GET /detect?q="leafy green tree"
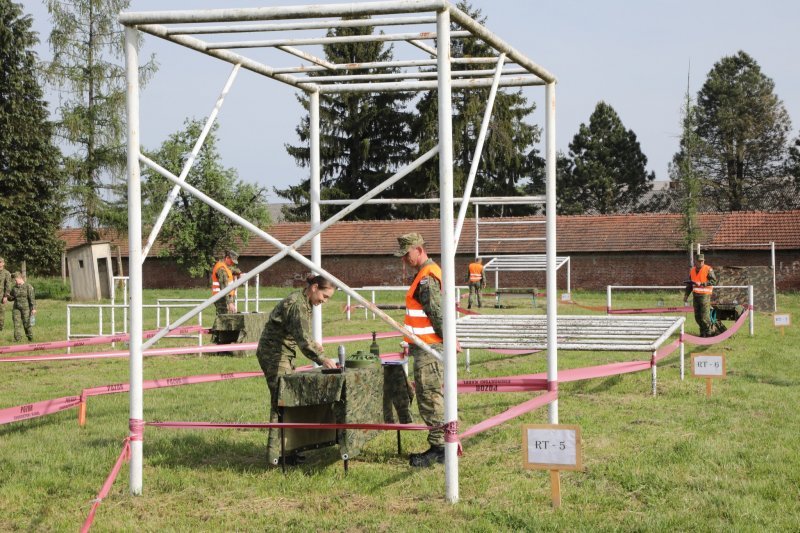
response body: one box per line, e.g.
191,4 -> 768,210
566,101 -> 655,214
0,0 -> 66,274
141,119 -> 271,279
692,51 -> 791,211
278,17 -> 414,221
44,0 -> 156,241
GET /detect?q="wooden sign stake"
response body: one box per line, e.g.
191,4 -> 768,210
550,469 -> 561,509
705,377 -> 712,397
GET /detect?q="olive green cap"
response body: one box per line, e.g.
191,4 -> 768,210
394,232 -> 425,257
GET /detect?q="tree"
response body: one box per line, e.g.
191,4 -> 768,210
0,0 -> 66,273
692,51 -> 792,211
141,119 -> 271,279
278,17 -> 414,221
566,101 -> 655,214
44,0 -> 156,241
399,1 -> 542,219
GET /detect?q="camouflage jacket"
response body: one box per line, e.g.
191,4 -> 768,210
257,290 -> 324,365
0,268 -> 12,299
9,282 -> 35,310
414,258 -> 444,339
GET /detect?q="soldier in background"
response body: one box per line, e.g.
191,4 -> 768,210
395,232 -> 446,468
684,253 -> 718,337
8,271 -> 35,342
211,250 -> 238,316
0,257 -> 12,332
466,256 -> 485,309
255,274 -> 338,466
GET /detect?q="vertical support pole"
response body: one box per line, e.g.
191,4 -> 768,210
651,351 -> 657,396
255,273 -> 260,313
749,285 -> 754,336
566,257 -> 571,295
437,8 -> 458,504
123,279 -> 128,334
309,90 -> 322,344
125,26 -> 144,496
545,82 -> 558,424
680,323 -> 685,380
347,294 -> 351,321
606,285 -> 612,314
474,203 -> 479,258
771,241 -> 776,312
371,290 -> 376,319
66,306 -> 71,354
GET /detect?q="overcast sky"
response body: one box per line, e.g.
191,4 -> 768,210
20,0 -> 800,202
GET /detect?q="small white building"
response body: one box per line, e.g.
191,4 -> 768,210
66,242 -> 115,301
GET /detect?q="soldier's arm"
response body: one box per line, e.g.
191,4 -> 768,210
418,275 -> 444,338
29,285 -> 35,309
218,269 -> 234,303
707,268 -> 718,287
287,302 -> 325,365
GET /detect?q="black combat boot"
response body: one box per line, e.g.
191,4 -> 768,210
409,445 -> 445,467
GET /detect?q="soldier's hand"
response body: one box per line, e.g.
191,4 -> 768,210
1,297 -> 6,304
312,341 -> 324,354
227,302 -> 236,313
321,357 -> 337,369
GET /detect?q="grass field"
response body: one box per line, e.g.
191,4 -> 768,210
1,286 -> 799,531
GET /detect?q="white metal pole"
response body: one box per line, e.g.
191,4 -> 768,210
438,8 -> 458,504
771,241 -> 776,312
347,294 -> 351,321
474,203 -> 479,258
680,323 -> 685,380
66,307 -> 71,354
310,90 -> 322,344
371,290 -> 376,320
607,285 -> 612,314
124,279 -> 128,334
124,26 -> 144,496
545,82 -> 558,424
651,351 -> 657,396
255,273 -> 260,313
567,257 -> 571,295
749,285 -> 754,336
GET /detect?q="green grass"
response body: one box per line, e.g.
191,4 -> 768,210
1,287 -> 799,531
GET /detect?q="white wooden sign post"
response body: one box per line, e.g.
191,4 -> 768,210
691,353 -> 726,397
773,314 -> 790,336
522,424 -> 582,509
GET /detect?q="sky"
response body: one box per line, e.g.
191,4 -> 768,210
19,0 -> 800,203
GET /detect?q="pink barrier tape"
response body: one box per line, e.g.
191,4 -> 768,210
459,390 -> 558,441
147,420 -> 433,431
324,331 -> 403,343
564,299 -> 607,312
558,361 -> 652,382
456,306 -> 480,316
653,337 -> 683,363
0,325 -> 207,355
0,395 -> 82,426
609,306 -> 693,315
83,372 -> 264,398
457,377 -> 548,394
80,438 -> 131,533
129,419 -> 144,441
548,380 -> 558,392
683,308 -> 750,345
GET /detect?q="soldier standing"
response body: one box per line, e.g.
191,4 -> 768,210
8,271 -> 35,342
684,253 -> 718,337
395,232 -> 446,468
255,274 -> 337,466
0,257 -> 12,332
211,250 -> 238,316
466,256 -> 485,309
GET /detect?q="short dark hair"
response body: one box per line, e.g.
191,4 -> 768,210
306,273 -> 334,290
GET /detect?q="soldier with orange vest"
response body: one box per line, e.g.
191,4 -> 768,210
211,250 -> 238,316
683,253 -> 718,337
395,232 -> 446,468
466,256 -> 485,309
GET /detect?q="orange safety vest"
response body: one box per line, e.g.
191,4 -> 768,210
404,262 -> 443,345
690,264 -> 713,295
211,261 -> 233,296
468,262 -> 484,282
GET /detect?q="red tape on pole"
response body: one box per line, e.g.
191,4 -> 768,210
459,390 -> 558,441
80,438 -> 130,533
147,420 -> 433,431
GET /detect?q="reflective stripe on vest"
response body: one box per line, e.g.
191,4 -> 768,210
690,264 -> 713,295
468,262 -> 483,282
404,262 -> 443,345
211,261 -> 233,295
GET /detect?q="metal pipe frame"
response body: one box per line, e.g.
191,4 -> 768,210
205,30 -> 471,49
294,67 -> 527,84
272,56 -> 514,75
697,240 -> 777,312
318,195 -> 543,205
165,15 -> 439,35
317,76 -> 544,93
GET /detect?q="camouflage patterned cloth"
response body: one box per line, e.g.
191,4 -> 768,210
411,343 -> 444,447
210,312 -> 268,355
276,366 -> 383,461
0,267 -> 12,331
255,290 -> 327,464
468,282 -> 483,309
8,281 -> 35,342
684,265 -> 718,337
383,364 -> 413,424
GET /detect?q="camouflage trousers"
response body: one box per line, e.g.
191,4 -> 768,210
13,306 -> 33,342
0,301 -> 5,331
468,282 -> 483,308
256,352 -> 295,465
383,364 -> 413,424
692,294 -> 712,337
411,344 -> 444,447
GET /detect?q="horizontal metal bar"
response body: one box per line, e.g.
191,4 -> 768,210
479,220 -> 546,225
207,30 -> 471,49
478,237 -> 545,242
165,15 -> 438,35
294,67 -> 528,83
317,75 -> 545,93
319,195 -> 544,205
271,56 -> 512,74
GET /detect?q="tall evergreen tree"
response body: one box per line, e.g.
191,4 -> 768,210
278,17 -> 414,221
692,51 -> 791,211
141,119 -> 271,279
44,0 -> 156,241
566,101 -> 655,214
0,0 -> 66,273
400,1 -> 542,219
670,79 -> 703,247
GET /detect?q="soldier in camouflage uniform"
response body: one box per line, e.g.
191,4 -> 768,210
383,344 -> 414,425
211,250 -> 238,316
8,272 -> 35,342
0,257 -> 12,332
255,274 -> 337,466
684,254 -> 718,337
395,233 -> 446,468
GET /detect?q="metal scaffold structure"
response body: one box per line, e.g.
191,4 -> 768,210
120,0 -> 558,503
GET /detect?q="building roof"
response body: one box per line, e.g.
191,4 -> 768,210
59,210 -> 800,257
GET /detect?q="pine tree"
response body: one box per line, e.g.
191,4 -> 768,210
44,0 -> 156,241
566,101 -> 655,214
0,0 -> 66,273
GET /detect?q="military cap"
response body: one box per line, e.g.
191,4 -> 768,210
12,271 -> 23,279
696,253 -> 705,262
227,250 -> 239,264
394,232 -> 425,257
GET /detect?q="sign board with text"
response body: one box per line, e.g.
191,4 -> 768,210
691,354 -> 726,378
773,314 -> 791,327
522,424 -> 582,471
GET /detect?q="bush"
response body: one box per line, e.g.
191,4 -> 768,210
28,276 -> 71,300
